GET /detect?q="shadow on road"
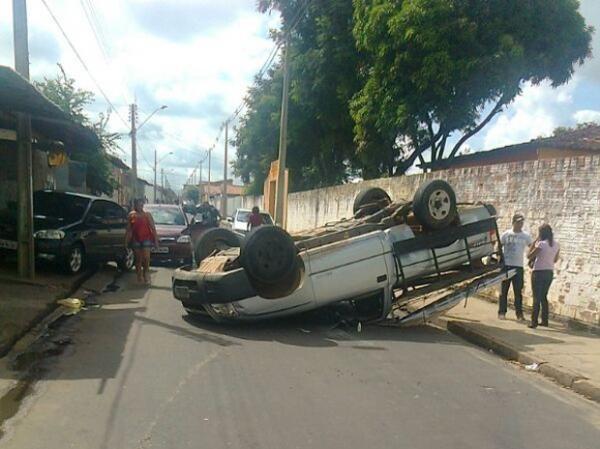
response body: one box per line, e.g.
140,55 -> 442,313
182,308 -> 462,349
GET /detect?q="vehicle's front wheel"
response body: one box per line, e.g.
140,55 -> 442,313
413,180 -> 458,230
63,243 -> 85,275
116,248 -> 135,271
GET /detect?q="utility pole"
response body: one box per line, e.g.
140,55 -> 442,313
274,35 -> 291,227
153,148 -> 157,203
130,103 -> 138,200
208,149 -> 211,186
13,0 -> 34,279
221,121 -> 229,218
161,168 -> 164,203
199,160 -> 203,200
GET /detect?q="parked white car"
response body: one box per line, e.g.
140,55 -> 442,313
228,208 -> 274,233
172,180 -> 512,323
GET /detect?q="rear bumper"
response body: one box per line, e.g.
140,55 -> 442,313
172,266 -> 256,306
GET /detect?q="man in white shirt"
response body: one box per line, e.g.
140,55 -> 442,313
498,213 -> 533,321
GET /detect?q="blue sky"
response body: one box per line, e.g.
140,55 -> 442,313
1,0 -> 599,189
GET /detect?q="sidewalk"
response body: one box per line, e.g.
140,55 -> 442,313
0,263 -> 109,357
438,296 -> 600,403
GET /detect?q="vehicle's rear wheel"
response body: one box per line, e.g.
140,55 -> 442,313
353,187 -> 392,215
194,228 -> 241,265
63,243 -> 85,275
240,225 -> 300,299
413,180 -> 457,230
116,248 -> 135,271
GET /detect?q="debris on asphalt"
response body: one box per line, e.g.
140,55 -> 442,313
56,298 -> 85,315
525,363 -> 540,372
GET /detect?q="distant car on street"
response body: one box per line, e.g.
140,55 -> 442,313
144,204 -> 193,265
0,190 -> 134,274
228,208 -> 274,233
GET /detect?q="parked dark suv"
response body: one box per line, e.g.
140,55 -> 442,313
0,191 -> 134,274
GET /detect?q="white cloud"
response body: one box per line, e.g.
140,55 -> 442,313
482,80 -> 578,149
573,109 -> 600,124
0,0 -> 280,191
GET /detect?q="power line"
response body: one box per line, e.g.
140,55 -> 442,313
79,0 -> 109,63
40,0 -> 128,127
83,0 -> 132,107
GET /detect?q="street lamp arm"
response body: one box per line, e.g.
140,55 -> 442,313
158,151 -> 174,164
137,105 -> 168,131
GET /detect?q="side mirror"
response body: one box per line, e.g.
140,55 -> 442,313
226,217 -> 233,223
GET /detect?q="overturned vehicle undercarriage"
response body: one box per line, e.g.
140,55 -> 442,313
172,180 -> 514,324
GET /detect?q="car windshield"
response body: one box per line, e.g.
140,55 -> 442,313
236,211 -> 250,222
146,206 -> 186,226
33,192 -> 90,225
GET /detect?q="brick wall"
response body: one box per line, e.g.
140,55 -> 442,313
270,155 -> 600,325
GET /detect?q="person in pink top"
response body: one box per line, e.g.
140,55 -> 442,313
527,224 -> 560,328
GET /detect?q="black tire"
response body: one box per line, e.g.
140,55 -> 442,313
240,225 -> 299,287
413,180 -> 457,230
194,228 -> 241,265
63,243 -> 85,275
353,187 -> 392,215
249,257 -> 303,299
116,248 -> 135,272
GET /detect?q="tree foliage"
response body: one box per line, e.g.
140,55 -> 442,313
234,0 -> 593,191
352,0 -> 593,174
183,186 -> 200,204
233,0 -> 362,193
34,65 -> 121,195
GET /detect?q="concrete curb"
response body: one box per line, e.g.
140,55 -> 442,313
445,320 -> 600,404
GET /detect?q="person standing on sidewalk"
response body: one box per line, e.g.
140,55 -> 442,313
498,213 -> 533,321
125,198 -> 158,285
527,224 -> 560,328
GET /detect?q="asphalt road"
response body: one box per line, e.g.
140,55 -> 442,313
1,267 -> 599,449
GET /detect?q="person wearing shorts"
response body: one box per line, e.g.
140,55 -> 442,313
125,198 -> 158,284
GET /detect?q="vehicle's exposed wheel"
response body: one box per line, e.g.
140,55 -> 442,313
63,243 -> 85,274
413,180 -> 457,230
353,187 -> 392,215
249,257 -> 303,299
194,228 -> 241,265
240,225 -> 300,297
117,248 -> 135,271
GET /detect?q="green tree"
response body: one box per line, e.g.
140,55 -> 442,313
35,65 -> 120,195
352,0 -> 594,174
233,0 -> 363,193
553,121 -> 599,136
183,186 -> 200,204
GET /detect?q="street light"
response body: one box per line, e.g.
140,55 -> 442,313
154,150 -> 173,202
138,105 -> 168,131
130,104 -> 168,199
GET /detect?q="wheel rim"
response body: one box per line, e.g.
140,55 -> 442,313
70,247 -> 82,272
427,189 -> 452,220
125,248 -> 135,269
253,238 -> 290,281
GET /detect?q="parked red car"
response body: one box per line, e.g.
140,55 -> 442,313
144,204 -> 193,265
